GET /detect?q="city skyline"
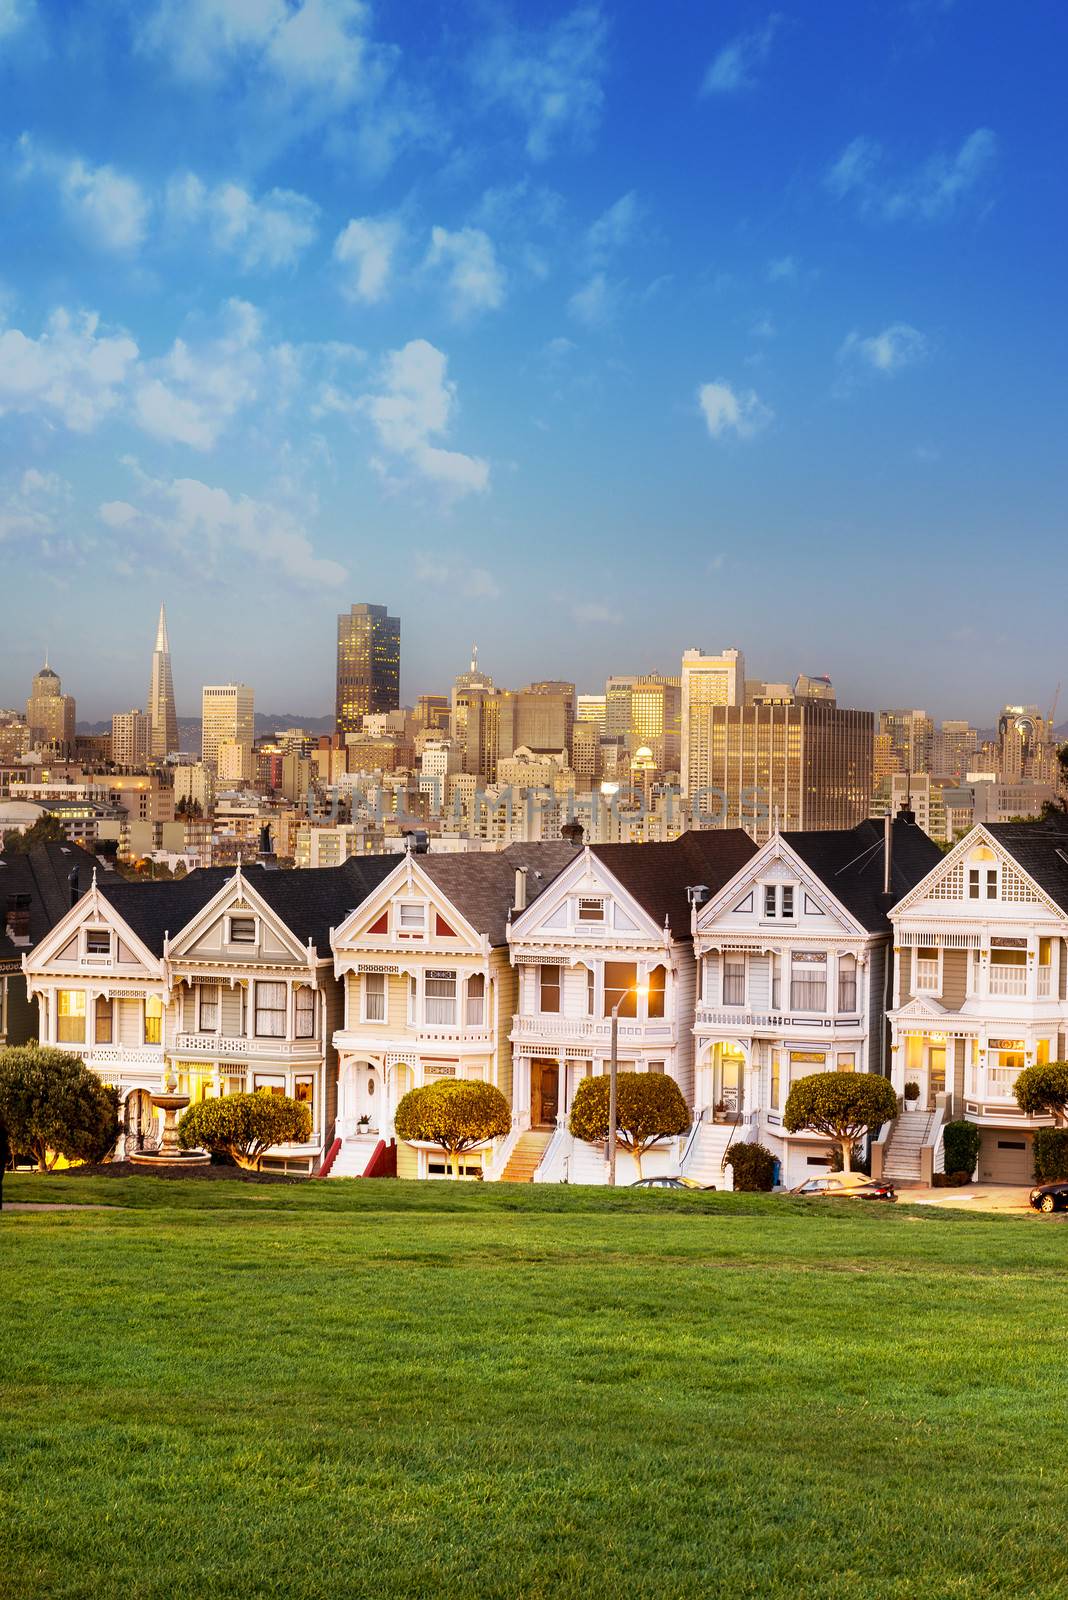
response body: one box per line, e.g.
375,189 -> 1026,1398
0,2 -> 1065,720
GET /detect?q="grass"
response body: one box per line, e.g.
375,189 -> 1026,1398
2,1175 -> 1066,1599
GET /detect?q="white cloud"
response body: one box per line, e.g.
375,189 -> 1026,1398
414,551 -> 500,599
472,4 -> 608,161
825,136 -> 882,200
571,600 -> 622,625
99,469 -> 347,588
333,215 -> 403,303
424,226 -> 506,319
0,309 -> 139,431
826,129 -> 997,221
697,379 -> 773,440
586,190 -> 640,265
363,339 -> 489,499
132,299 -> 272,450
0,466 -> 69,544
18,137 -> 149,252
702,13 -> 783,94
167,174 -> 318,270
567,272 -> 621,327
838,322 -> 930,375
0,0 -> 33,40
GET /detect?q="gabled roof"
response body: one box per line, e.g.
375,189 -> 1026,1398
0,841 -> 114,962
588,830 -> 759,941
415,842 -> 581,947
780,818 -> 944,933
984,821 -> 1068,916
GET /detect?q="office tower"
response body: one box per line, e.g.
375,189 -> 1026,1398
630,675 -> 682,774
680,647 -> 744,795
696,701 -> 873,841
571,721 -> 602,784
878,709 -> 934,775
415,694 -> 451,733
605,676 -> 640,743
111,710 -> 150,768
515,682 -> 575,755
202,684 -> 255,769
451,648 -> 497,776
930,720 -> 979,783
147,604 -> 179,761
575,694 -> 607,733
794,673 -> 836,703
336,604 -> 401,736
25,660 -> 75,753
996,706 -> 1053,784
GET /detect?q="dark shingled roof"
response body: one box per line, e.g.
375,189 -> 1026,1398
417,842 -> 582,946
782,817 -> 944,932
590,829 -> 760,939
0,841 -> 115,963
984,821 -> 1068,915
98,854 -> 400,958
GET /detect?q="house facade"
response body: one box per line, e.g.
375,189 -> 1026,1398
886,821 -> 1068,1184
694,818 -> 943,1187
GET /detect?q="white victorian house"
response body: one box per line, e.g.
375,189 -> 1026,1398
329,842 -> 579,1179
507,830 -> 758,1184
886,821 -> 1068,1185
694,818 -> 942,1187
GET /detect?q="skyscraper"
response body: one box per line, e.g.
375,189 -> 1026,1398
25,659 -> 75,753
680,647 -> 745,795
202,684 -> 255,769
336,604 -> 401,737
111,710 -> 150,768
147,604 -> 179,761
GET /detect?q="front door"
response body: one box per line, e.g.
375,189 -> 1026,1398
531,1060 -> 559,1128
928,1046 -> 946,1109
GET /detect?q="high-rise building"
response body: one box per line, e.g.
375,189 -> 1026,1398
111,710 -> 150,768
575,694 -> 607,733
336,604 -> 400,736
930,720 -> 979,783
26,660 -> 75,753
630,675 -> 682,774
605,676 -> 640,743
680,647 -> 744,795
515,682 -> 575,756
202,684 -> 255,770
147,604 -> 179,762
878,709 -> 934,775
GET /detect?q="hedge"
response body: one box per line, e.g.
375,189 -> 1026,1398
1032,1128 -> 1068,1183
724,1142 -> 776,1191
942,1120 -> 981,1181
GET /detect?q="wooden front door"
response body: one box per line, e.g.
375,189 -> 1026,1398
531,1060 -> 559,1128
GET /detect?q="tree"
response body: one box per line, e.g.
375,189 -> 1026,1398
568,1071 -> 691,1180
1013,1061 -> 1068,1126
725,1142 -> 777,1191
178,1091 -> 311,1170
394,1079 -> 510,1178
0,1045 -> 120,1171
1,815 -> 68,855
782,1072 -> 898,1173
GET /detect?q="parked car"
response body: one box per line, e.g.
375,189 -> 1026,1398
1029,1181 -> 1068,1213
791,1173 -> 897,1201
631,1175 -> 714,1190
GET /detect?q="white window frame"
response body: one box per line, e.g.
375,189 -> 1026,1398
465,973 -> 486,1028
576,896 -> 606,925
396,902 -> 426,937
424,969 -> 457,1026
84,927 -> 112,959
913,946 -> 941,995
722,954 -> 746,1008
295,984 -> 316,1039
198,982 -> 220,1033
789,952 -> 828,1013
254,981 -> 287,1039
362,972 -> 386,1024
836,953 -> 859,1013
228,915 -> 256,945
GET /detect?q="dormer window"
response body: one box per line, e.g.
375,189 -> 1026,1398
577,897 -> 605,924
763,885 -> 795,919
397,903 -> 426,937
229,916 -> 256,944
85,929 -> 111,958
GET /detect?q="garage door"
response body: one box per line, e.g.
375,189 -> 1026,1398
978,1131 -> 1032,1184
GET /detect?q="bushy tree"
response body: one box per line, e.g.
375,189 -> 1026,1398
394,1079 -> 510,1178
0,1045 -> 120,1172
1032,1128 -> 1068,1183
783,1072 -> 897,1173
725,1142 -> 776,1192
2,816 -> 68,854
1013,1062 -> 1068,1126
178,1091 -> 311,1169
942,1120 -> 982,1180
568,1071 -> 691,1180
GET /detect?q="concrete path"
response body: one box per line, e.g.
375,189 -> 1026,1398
905,1185 -> 1039,1213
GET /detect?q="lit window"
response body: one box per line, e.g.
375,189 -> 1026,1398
294,1075 -> 315,1124
647,965 -> 666,1019
144,995 -> 162,1045
603,962 -> 638,1017
57,990 -> 86,1043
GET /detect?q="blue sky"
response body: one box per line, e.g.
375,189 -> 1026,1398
0,0 -> 1065,723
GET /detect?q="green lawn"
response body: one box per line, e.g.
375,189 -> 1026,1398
2,1175 -> 1066,1599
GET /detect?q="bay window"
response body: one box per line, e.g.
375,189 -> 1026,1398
144,995 -> 162,1045
539,965 -> 561,1014
363,973 -> 386,1023
425,970 -> 457,1025
295,984 -> 316,1037
199,983 -> 219,1032
837,954 -> 858,1012
603,962 -> 638,1018
255,981 -> 287,1038
465,973 -> 485,1027
790,952 -> 827,1012
646,965 -> 666,1019
57,989 -> 86,1043
94,995 -> 113,1044
722,955 -> 745,1007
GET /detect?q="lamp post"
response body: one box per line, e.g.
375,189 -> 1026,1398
607,980 -> 647,1187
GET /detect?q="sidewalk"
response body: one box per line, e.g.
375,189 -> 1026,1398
903,1185 -> 1038,1213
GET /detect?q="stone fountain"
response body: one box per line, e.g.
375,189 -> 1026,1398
130,1069 -> 210,1167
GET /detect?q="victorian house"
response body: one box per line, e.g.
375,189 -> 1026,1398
22,856 -> 395,1172
507,830 -> 758,1184
329,842 -> 579,1179
885,820 -> 1068,1185
693,817 -> 942,1187
1,841 -> 113,1049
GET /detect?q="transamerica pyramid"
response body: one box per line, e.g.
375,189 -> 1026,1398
147,603 -> 179,760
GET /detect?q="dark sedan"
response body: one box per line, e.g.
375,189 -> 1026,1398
631,1175 -> 714,1190
1029,1181 -> 1068,1213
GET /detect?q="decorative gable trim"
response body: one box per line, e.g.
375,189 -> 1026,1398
890,824 -> 1061,921
166,872 -> 310,964
695,836 -> 867,940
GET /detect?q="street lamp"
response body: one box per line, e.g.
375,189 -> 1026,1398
608,980 -> 648,1186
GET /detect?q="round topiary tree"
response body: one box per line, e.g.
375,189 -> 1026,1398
568,1071 -> 691,1180
394,1079 -> 511,1178
178,1091 -> 312,1170
1013,1061 -> 1068,1126
725,1141 -> 776,1192
0,1044 -> 120,1172
783,1072 -> 898,1173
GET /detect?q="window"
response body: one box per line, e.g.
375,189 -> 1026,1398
763,885 -> 776,918
538,965 -> 561,1014
94,995 -> 113,1044
722,955 -> 745,1007
763,885 -> 795,919
577,897 -> 605,923
587,966 -> 596,1016
57,990 -> 86,1043
770,1051 -> 781,1110
647,1060 -> 665,1074
1038,938 -> 1053,995
969,868 -> 997,900
781,886 -> 795,919
198,984 -> 219,1032
397,903 -> 425,935
255,981 -> 287,1038
85,929 -> 110,957
837,954 -> 858,1012
295,985 -> 316,1038
771,954 -> 781,1010
293,1075 -> 315,1126
363,973 -> 386,1023
603,961 -> 638,1018
790,952 -> 827,1012
407,974 -> 417,1025
989,947 -> 1027,996
647,965 -> 666,1019
837,1053 -> 856,1072
425,969 -> 457,1025
254,1074 -> 286,1096
229,916 -> 256,944
465,973 -> 485,1027
144,995 -> 162,1045
914,947 -> 938,993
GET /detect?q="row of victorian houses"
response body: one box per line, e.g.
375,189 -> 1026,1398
16,814 -> 1068,1186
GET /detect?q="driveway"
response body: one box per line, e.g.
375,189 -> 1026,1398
904,1185 -> 1038,1213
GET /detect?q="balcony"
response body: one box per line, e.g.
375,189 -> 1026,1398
172,1033 -> 323,1058
511,1014 -> 676,1046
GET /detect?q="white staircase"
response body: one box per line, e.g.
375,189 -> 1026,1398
562,1138 -> 611,1185
680,1120 -> 737,1190
328,1134 -> 381,1179
882,1112 -> 936,1184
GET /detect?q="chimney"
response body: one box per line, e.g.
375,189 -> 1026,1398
514,866 -> 528,912
883,813 -> 892,897
68,866 -> 81,909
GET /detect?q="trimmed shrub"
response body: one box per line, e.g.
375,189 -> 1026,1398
1032,1128 -> 1068,1183
568,1071 -> 691,1180
783,1072 -> 898,1173
1014,1062 -> 1068,1124
942,1120 -> 981,1180
394,1080 -> 511,1178
0,1045 -> 120,1172
178,1091 -> 311,1169
725,1142 -> 776,1191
